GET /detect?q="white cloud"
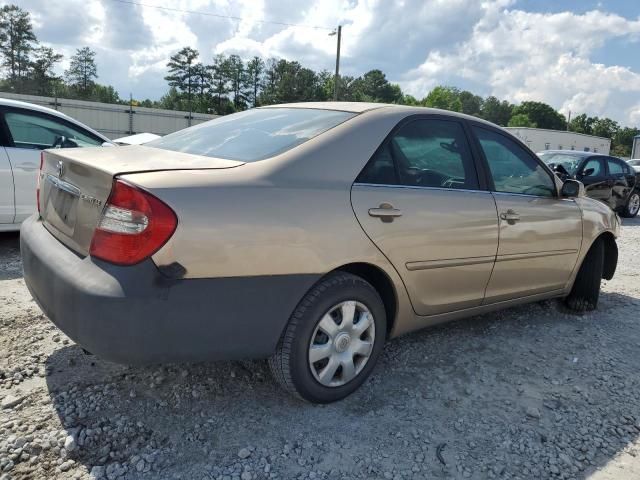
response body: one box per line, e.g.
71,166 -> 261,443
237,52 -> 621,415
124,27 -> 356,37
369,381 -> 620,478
400,4 -> 640,124
25,0 -> 640,125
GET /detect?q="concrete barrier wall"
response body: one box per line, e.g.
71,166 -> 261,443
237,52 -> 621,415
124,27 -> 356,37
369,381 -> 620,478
0,92 -> 218,139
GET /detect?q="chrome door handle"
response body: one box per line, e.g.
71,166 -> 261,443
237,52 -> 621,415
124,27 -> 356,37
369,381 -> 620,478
500,210 -> 520,222
368,203 -> 402,222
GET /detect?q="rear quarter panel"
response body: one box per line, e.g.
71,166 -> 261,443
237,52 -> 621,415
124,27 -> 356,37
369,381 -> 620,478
120,108 -> 418,337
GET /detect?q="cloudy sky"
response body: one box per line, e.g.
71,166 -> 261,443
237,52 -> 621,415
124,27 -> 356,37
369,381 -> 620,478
21,0 -> 640,125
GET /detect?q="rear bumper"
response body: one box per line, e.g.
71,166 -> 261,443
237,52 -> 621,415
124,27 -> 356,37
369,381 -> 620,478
20,215 -> 319,365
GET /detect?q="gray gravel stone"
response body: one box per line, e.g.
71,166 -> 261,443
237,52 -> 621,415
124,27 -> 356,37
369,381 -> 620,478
1,395 -> 24,409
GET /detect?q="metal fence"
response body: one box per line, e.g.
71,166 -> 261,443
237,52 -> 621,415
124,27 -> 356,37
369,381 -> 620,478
0,92 -> 218,139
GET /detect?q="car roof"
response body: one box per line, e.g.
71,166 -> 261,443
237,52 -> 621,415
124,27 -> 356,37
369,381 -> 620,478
0,97 -> 110,141
0,97 -> 75,119
260,101 -> 499,126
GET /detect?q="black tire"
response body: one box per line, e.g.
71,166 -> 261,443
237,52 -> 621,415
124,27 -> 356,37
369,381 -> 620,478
621,191 -> 640,218
269,272 -> 386,403
565,238 -> 604,312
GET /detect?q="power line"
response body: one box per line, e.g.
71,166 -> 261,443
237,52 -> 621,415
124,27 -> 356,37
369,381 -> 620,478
108,0 -> 335,31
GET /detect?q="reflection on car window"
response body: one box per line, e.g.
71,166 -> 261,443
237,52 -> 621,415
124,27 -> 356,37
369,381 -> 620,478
357,143 -> 398,185
147,108 -> 356,162
607,158 -> 624,175
5,111 -> 103,150
580,158 -> 603,177
474,127 -> 555,197
357,119 -> 478,190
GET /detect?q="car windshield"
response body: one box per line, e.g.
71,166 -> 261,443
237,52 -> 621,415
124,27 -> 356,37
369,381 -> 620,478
628,159 -> 640,166
146,108 -> 357,162
538,152 -> 584,175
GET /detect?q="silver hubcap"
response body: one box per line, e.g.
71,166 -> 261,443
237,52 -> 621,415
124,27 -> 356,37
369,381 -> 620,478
308,301 -> 375,387
629,194 -> 640,215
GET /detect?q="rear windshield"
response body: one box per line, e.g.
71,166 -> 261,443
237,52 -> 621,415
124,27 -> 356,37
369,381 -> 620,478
146,108 -> 356,162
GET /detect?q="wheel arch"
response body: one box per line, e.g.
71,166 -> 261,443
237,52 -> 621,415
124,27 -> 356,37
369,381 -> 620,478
333,262 -> 398,337
598,231 -> 618,280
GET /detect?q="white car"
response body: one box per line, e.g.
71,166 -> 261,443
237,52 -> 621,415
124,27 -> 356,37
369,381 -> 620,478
112,132 -> 161,145
627,159 -> 640,173
0,98 -> 114,231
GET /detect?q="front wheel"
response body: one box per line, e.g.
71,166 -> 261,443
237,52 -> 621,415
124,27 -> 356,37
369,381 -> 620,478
565,239 -> 604,312
269,272 -> 386,403
621,191 -> 640,218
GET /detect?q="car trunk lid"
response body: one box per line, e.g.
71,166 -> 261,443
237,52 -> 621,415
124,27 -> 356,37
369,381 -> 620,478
39,145 -> 243,255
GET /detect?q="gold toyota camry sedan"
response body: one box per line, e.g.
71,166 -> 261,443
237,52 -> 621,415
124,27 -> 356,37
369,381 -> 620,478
21,103 -> 619,403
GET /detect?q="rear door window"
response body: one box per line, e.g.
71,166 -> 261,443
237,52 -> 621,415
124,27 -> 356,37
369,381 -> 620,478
607,158 -> 625,175
357,118 -> 479,190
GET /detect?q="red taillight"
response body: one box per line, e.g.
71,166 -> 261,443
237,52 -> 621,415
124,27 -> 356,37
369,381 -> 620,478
36,151 -> 44,214
89,179 -> 177,266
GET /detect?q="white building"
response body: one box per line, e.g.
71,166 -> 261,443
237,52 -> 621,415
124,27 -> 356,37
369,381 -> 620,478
0,92 -> 217,139
505,127 -> 611,155
632,135 -> 640,159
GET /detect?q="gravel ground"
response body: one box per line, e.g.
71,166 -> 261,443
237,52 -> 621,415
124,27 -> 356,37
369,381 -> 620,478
1,218 -> 640,480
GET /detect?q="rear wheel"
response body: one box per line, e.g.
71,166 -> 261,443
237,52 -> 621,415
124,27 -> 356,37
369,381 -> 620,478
269,272 -> 386,403
621,191 -> 640,218
565,239 -> 604,312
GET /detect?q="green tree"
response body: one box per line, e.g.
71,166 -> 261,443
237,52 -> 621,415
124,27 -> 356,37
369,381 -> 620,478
0,5 -> 37,88
508,113 -> 536,128
422,86 -> 462,112
190,62 -> 211,112
568,113 -> 596,135
226,54 -> 247,110
65,47 -> 98,95
459,90 -> 483,116
259,59 -> 320,105
511,101 -> 566,130
30,46 -> 63,95
317,71 -> 356,101
350,69 -> 402,103
92,84 -> 120,103
244,56 -> 264,107
158,86 -> 187,111
401,94 -> 421,106
591,117 -> 619,139
209,54 -> 231,114
165,47 -> 199,113
480,96 -> 513,126
612,127 -> 640,158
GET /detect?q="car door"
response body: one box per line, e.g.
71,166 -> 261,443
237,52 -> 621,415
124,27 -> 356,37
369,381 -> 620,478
0,107 -> 105,223
605,157 -> 634,211
0,147 -> 14,223
351,116 -> 499,316
575,156 -> 611,203
471,125 -> 582,303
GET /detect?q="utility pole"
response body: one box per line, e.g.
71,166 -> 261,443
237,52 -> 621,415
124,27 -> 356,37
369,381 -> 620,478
567,110 -> 571,131
331,25 -> 342,101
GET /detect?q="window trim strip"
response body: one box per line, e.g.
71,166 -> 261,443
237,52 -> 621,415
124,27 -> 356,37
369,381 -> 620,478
352,182 -> 492,195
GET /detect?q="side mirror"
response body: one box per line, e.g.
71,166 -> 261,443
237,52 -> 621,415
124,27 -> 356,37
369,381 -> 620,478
561,179 -> 583,198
